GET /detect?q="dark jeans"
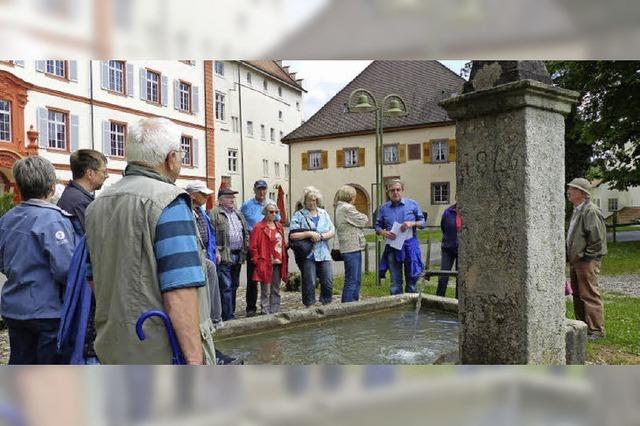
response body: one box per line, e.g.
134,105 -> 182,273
218,261 -> 242,320
245,254 -> 258,315
386,250 -> 419,295
3,317 -> 63,364
341,251 -> 362,303
301,259 -> 333,307
436,248 -> 458,298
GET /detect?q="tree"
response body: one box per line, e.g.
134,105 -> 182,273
0,192 -> 15,217
546,61 -> 640,190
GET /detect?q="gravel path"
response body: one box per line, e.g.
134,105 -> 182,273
598,274 -> 640,297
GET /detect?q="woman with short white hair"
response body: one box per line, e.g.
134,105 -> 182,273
335,185 -> 368,303
289,186 -> 335,307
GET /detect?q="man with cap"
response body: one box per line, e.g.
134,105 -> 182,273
240,180 -> 280,317
210,187 -> 249,321
566,177 -> 607,340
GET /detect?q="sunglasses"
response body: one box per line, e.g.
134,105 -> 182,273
266,210 -> 279,214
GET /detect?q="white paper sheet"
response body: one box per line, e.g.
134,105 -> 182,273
386,221 -> 411,250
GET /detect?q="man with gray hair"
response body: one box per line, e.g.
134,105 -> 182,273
0,156 -> 79,364
85,117 -> 216,364
566,177 -> 607,340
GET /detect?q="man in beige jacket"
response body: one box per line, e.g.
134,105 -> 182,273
566,178 -> 608,340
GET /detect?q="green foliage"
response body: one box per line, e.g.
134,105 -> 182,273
546,61 -> 640,190
0,192 -> 15,217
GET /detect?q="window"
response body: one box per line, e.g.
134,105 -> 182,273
269,191 -> 276,200
246,72 -> 252,84
108,60 -> 125,93
215,61 -> 224,76
278,110 -> 283,120
279,131 -> 284,141
46,60 -> 66,78
215,92 -> 225,121
284,164 -> 289,178
432,139 -> 448,163
246,121 -> 254,136
278,86 -> 282,97
179,81 -> 192,112
309,151 -> 322,170
228,149 -> 238,172
262,159 -> 269,176
383,144 -> 399,164
0,100 -> 10,142
270,128 -> 275,142
181,135 -> 193,166
260,124 -> 266,140
594,198 -> 601,208
231,116 -> 239,133
408,143 -> 421,160
263,80 -> 268,91
47,110 -> 67,150
344,148 -> 358,167
608,198 -> 618,211
274,161 -> 280,177
109,121 -> 126,157
296,101 -> 300,111
431,182 -> 450,204
146,69 -> 160,103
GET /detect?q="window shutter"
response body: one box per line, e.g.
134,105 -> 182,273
448,139 -> 456,162
14,60 -> 24,67
358,147 -> 365,167
68,61 -> 78,81
126,63 -> 134,97
161,75 -> 168,106
173,80 -> 180,109
70,114 -> 79,151
301,152 -> 309,170
139,68 -> 147,100
192,86 -> 199,114
35,61 -> 46,73
321,150 -> 328,169
398,144 -> 407,163
336,149 -> 344,168
102,120 -> 111,156
192,138 -> 199,167
37,107 -> 48,148
100,61 -> 109,90
423,141 -> 432,164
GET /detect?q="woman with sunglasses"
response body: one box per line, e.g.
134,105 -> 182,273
248,201 -> 288,315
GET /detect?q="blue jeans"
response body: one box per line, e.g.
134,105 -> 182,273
386,250 -> 419,295
301,259 -> 333,306
341,251 -> 362,303
217,260 -> 242,320
436,248 -> 458,298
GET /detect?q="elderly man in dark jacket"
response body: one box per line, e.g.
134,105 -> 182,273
437,203 -> 461,298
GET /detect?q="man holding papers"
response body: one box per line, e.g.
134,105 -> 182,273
375,179 -> 425,295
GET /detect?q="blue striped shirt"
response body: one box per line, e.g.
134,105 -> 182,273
154,197 -> 206,292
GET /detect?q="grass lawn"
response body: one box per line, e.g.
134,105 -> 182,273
601,241 -> 640,276
365,228 -> 443,244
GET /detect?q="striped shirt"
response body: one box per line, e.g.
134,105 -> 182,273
222,207 -> 244,251
154,197 -> 206,292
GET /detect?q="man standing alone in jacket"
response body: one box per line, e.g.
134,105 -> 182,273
566,178 -> 607,340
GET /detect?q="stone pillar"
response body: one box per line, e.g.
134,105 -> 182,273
440,61 -> 578,364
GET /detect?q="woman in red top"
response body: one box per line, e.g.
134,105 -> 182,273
248,201 -> 288,314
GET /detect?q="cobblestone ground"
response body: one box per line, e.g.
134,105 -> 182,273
1,274 -> 635,365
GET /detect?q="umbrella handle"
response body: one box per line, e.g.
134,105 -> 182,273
136,309 -> 186,365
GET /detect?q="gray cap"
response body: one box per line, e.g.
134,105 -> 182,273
567,178 -> 592,195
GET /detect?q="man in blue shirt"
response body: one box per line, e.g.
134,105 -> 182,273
375,179 -> 425,295
240,179 -> 279,317
0,156 -> 79,364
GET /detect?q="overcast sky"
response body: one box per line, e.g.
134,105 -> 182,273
283,60 -> 468,120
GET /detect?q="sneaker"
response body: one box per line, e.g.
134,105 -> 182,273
215,350 -> 244,365
587,331 -> 605,341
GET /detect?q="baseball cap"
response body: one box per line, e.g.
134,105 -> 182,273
254,179 -> 268,189
218,187 -> 239,198
184,181 -> 214,195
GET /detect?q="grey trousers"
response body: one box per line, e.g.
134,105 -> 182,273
205,258 -> 223,326
260,264 -> 282,315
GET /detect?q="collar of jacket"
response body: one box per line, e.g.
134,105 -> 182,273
124,163 -> 174,185
22,199 -> 73,217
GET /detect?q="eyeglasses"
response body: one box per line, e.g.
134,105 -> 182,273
266,210 -> 279,214
92,168 -> 108,176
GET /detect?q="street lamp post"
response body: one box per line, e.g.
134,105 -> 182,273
347,89 -> 408,285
